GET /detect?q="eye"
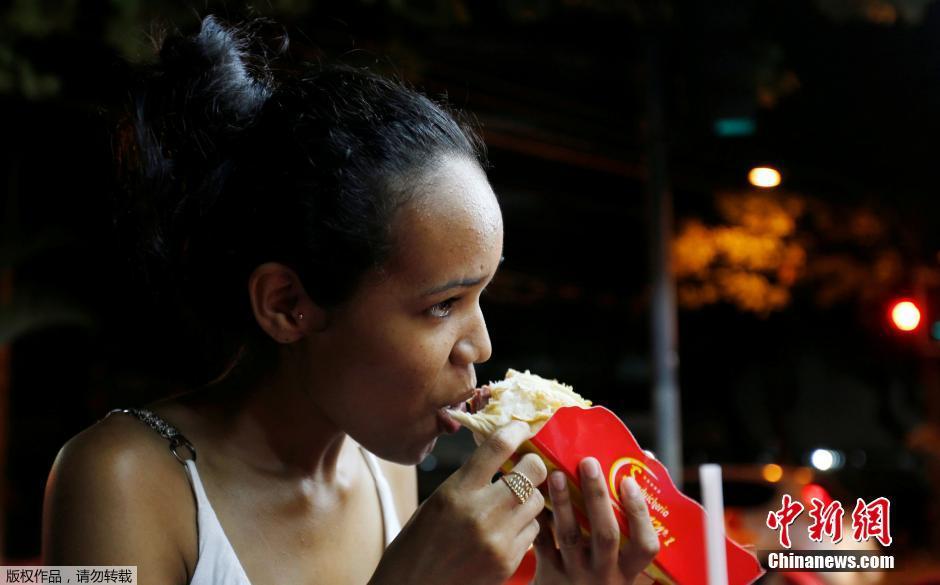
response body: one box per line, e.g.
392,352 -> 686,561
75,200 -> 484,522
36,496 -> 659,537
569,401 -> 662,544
428,297 -> 458,319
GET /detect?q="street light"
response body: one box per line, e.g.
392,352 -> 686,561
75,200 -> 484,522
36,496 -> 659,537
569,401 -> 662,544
890,300 -> 921,332
810,448 -> 844,471
748,166 -> 781,188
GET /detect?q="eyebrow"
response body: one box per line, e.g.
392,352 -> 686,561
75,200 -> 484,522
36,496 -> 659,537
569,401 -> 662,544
421,256 -> 505,297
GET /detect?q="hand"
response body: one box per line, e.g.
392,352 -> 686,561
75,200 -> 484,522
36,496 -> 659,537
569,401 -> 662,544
369,421 -> 548,585
533,457 -> 660,585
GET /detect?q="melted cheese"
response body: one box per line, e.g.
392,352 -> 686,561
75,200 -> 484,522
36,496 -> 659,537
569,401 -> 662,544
448,369 -> 591,437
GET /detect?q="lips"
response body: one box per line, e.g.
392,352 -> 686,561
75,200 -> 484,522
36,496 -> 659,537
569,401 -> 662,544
437,386 -> 489,435
444,388 -> 475,410
437,408 -> 462,434
442,386 -> 492,417
448,396 -> 471,411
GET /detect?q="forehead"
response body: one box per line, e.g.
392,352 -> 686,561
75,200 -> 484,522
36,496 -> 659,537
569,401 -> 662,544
385,156 -> 503,287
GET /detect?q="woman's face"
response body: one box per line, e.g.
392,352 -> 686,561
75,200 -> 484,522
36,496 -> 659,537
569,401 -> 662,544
306,155 -> 504,464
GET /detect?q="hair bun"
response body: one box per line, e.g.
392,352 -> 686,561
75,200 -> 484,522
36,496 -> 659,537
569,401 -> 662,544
117,15 -> 280,321
153,15 -> 273,144
157,15 -> 273,123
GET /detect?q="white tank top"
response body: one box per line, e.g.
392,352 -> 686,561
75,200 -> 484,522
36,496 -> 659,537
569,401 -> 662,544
107,409 -> 403,585
184,447 -> 402,585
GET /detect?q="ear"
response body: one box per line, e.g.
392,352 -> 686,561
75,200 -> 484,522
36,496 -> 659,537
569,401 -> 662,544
248,262 -> 325,344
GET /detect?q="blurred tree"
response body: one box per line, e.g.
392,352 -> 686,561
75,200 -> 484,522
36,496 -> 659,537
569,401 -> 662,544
673,190 -> 908,316
673,191 -> 806,314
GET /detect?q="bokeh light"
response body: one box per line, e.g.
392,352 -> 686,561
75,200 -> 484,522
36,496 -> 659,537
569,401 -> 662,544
762,463 -> 784,483
748,166 -> 782,188
890,300 -> 921,331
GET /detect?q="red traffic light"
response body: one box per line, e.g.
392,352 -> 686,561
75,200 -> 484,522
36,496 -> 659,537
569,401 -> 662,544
801,482 -> 834,508
890,300 -> 921,332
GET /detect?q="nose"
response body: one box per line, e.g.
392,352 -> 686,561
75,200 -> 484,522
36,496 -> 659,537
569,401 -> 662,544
451,304 -> 492,366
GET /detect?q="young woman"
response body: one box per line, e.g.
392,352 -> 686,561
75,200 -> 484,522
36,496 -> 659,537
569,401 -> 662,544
41,15 -> 659,585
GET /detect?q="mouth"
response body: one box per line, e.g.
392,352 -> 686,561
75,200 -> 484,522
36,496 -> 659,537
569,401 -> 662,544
445,391 -> 475,412
436,388 -> 480,435
436,406 -> 462,435
443,385 -> 492,415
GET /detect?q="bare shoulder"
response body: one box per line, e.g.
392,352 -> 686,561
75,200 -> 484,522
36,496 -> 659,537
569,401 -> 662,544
42,411 -> 197,583
377,459 -> 418,522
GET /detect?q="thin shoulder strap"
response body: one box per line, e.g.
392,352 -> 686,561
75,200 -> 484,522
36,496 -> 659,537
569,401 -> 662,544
107,408 -> 197,465
357,445 -> 402,545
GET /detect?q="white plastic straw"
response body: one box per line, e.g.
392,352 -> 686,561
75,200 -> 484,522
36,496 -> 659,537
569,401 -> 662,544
699,464 -> 729,585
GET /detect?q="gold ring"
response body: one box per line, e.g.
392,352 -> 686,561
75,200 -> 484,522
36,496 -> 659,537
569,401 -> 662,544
501,471 -> 534,505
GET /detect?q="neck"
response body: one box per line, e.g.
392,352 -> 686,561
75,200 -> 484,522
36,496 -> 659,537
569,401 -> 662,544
188,350 -> 350,483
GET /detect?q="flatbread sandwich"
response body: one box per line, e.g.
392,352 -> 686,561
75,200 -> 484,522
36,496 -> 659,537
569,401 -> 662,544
448,369 -> 591,438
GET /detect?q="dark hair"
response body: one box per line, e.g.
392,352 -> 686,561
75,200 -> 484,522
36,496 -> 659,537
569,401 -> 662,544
114,15 -> 486,384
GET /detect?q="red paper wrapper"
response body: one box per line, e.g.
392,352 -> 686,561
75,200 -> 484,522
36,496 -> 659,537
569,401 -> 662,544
501,406 -> 764,585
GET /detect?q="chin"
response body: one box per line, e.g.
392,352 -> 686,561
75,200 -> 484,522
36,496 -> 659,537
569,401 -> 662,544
391,438 -> 438,466
417,437 -> 439,463
364,436 -> 438,466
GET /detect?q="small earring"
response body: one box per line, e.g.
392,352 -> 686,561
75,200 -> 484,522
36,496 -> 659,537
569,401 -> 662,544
298,312 -> 304,321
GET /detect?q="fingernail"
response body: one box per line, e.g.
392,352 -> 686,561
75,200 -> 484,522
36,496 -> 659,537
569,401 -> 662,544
550,471 -> 567,491
580,458 -> 601,479
622,476 -> 640,498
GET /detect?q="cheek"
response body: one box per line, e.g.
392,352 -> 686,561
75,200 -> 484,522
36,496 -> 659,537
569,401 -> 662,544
375,338 -> 453,401
377,312 -> 456,364
341,319 -> 456,404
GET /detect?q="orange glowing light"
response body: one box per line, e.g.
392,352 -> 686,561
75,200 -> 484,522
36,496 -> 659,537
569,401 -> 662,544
748,167 -> 781,188
762,463 -> 784,483
793,467 -> 814,485
890,300 -> 921,331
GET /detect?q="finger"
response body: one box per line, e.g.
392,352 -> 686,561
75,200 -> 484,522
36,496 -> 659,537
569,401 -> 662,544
498,453 -> 547,529
618,476 -> 660,577
509,452 -> 548,487
547,469 -> 587,576
516,517 -> 541,548
460,421 -> 531,486
578,457 -> 621,572
532,509 -> 563,576
506,519 -> 541,582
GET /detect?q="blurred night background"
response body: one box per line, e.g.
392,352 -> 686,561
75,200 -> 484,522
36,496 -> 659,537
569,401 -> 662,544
3,0 -> 940,581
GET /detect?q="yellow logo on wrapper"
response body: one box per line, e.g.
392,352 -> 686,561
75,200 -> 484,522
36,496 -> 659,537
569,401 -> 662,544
608,456 -> 677,547
608,457 -> 659,507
